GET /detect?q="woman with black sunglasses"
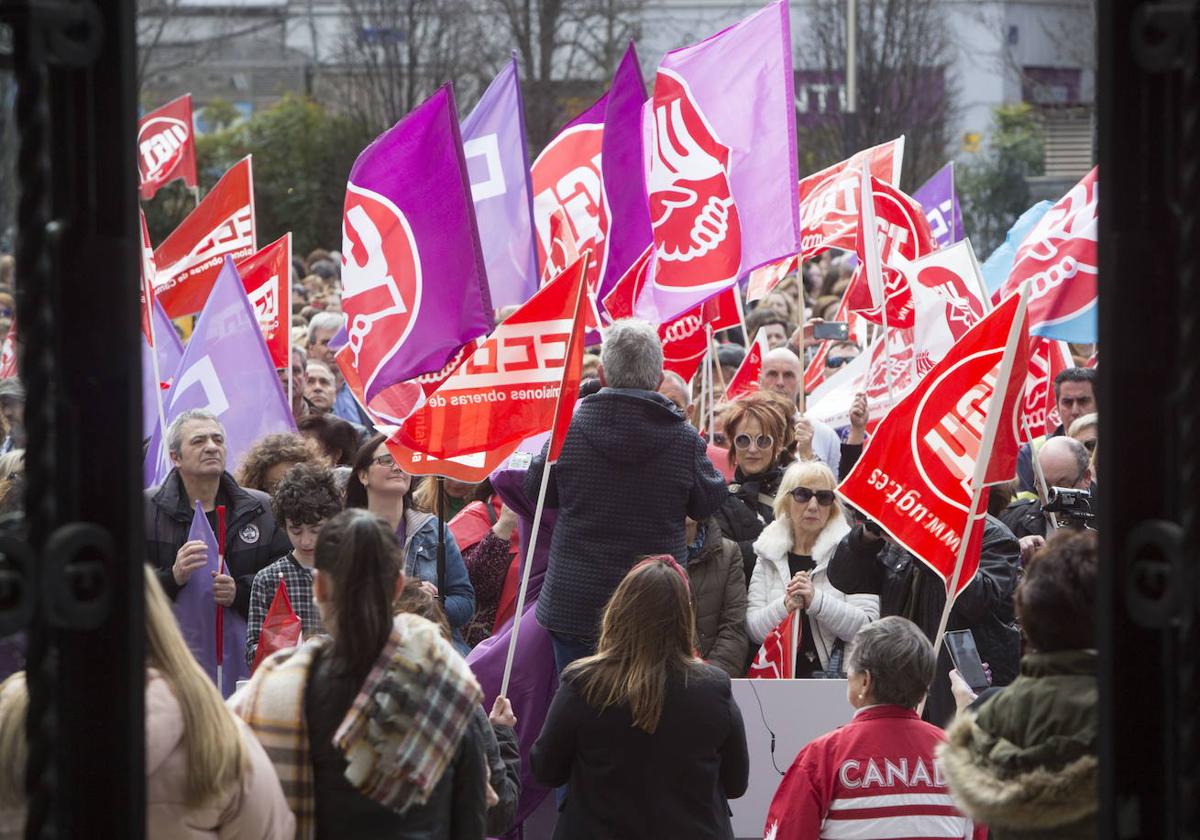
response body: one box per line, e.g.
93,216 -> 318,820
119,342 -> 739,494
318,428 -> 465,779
745,461 -> 879,678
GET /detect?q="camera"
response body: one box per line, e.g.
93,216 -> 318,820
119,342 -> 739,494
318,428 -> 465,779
1043,486 -> 1096,530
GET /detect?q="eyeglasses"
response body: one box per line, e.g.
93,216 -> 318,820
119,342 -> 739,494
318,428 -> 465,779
733,433 -> 774,451
789,486 -> 836,506
372,453 -> 398,468
1081,438 -> 1097,453
825,355 -> 853,369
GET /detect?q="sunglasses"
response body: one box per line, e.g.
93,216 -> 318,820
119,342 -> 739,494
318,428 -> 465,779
733,433 -> 774,450
1081,438 -> 1097,453
789,486 -> 836,506
825,355 -> 853,369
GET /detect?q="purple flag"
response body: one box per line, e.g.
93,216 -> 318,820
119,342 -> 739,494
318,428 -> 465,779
342,85 -> 494,402
144,257 -> 296,486
141,296 -> 184,437
171,501 -> 249,697
913,162 -> 964,249
597,43 -> 651,304
461,56 -> 539,309
639,0 -> 800,323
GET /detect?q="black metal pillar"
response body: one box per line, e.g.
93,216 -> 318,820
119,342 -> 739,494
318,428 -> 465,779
1098,1 -> 1200,837
0,1 -> 144,837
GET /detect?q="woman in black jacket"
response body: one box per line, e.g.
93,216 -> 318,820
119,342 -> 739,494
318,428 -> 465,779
531,555 -> 749,840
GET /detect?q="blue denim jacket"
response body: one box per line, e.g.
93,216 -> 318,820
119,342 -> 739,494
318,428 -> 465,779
402,510 -> 475,653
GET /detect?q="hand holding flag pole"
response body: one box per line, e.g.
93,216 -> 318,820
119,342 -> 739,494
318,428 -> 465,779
215,505 -> 227,693
500,254 -> 590,698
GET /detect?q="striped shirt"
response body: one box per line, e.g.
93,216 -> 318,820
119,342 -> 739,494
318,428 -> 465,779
764,705 -> 981,840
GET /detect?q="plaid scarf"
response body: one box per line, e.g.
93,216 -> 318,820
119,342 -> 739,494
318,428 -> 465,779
230,613 -> 482,839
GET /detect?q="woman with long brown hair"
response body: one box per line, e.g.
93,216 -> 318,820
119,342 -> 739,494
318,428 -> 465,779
0,567 -> 293,839
531,556 -> 749,840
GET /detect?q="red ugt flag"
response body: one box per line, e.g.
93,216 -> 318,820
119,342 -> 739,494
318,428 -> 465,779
797,138 -> 904,260
251,576 -> 303,673
138,94 -> 198,200
236,234 -> 291,369
725,329 -> 769,402
138,208 -> 158,348
747,611 -> 797,679
837,289 -> 1030,598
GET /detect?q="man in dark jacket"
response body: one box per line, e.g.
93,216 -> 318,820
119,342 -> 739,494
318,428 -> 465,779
145,409 -> 291,618
526,319 -> 727,671
827,515 -> 1022,727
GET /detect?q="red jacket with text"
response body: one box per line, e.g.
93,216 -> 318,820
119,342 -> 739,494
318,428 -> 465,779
764,704 -> 984,840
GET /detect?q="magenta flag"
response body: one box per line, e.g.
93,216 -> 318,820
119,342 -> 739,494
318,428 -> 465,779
342,85 -> 494,402
597,43 -> 652,304
171,501 -> 249,698
640,0 -> 799,323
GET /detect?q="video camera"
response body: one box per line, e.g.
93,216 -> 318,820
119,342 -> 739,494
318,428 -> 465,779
1044,486 -> 1096,530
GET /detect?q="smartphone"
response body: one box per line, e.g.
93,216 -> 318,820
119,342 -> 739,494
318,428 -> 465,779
813,321 -> 849,341
945,629 -> 990,694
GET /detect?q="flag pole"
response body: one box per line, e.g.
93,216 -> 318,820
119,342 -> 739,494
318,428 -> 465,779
1022,411 -> 1060,532
216,504 -> 227,694
929,284 -> 1031,667
286,275 -> 294,416
436,476 -> 447,605
500,254 -> 590,697
788,608 -> 800,681
859,159 -> 893,401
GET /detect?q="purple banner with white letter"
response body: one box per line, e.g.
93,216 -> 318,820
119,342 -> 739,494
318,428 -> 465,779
144,257 -> 295,486
640,0 -> 801,324
342,85 -> 494,402
461,57 -> 539,309
171,501 -> 249,698
913,162 -> 964,249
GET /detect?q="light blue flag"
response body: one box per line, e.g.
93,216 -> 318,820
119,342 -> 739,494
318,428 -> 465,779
980,201 -> 1053,295
461,56 -> 539,308
144,257 -> 295,486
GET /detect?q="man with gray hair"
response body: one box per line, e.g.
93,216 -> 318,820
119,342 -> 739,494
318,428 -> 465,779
305,311 -> 372,428
145,409 -> 291,619
525,319 -> 728,671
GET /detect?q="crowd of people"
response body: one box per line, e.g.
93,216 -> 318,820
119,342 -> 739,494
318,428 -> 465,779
0,245 -> 1101,839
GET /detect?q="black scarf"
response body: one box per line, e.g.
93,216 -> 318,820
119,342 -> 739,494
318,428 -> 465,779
732,463 -> 784,522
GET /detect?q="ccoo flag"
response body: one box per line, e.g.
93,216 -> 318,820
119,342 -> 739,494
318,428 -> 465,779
144,257 -> 295,486
641,0 -> 800,323
461,56 -> 540,309
342,85 -> 494,403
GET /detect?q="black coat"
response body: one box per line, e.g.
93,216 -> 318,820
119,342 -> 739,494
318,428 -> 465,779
144,470 -> 291,618
527,388 -> 727,639
531,663 -> 749,840
827,517 -> 1022,727
711,465 -> 783,585
999,498 -> 1049,540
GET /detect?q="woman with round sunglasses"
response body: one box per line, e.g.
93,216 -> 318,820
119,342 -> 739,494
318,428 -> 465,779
712,392 -> 795,582
746,461 -> 878,678
345,434 -> 476,653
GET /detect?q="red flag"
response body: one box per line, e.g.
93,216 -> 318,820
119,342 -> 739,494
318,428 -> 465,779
139,208 -> 158,347
725,330 -> 768,401
601,244 -> 652,322
236,234 -> 291,369
1000,167 -> 1098,334
153,157 -> 257,318
549,264 -> 589,462
747,611 -> 797,679
1019,336 -> 1073,440
797,138 -> 904,260
250,576 -> 303,673
837,289 -> 1030,598
0,320 -> 17,379
745,254 -> 797,303
395,254 -> 589,459
845,173 -> 938,328
660,288 -> 741,382
138,94 -> 198,200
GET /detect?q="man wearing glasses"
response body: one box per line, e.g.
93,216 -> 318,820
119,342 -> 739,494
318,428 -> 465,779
1001,436 -> 1096,546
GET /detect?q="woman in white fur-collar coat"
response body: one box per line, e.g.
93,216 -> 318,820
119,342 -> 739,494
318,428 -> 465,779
746,461 -> 879,676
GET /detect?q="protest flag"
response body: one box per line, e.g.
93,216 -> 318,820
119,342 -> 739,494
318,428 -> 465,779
496,255 -> 589,696
461,55 -> 540,309
660,287 -> 741,382
725,327 -> 769,402
639,0 -> 800,324
153,156 -> 257,317
171,501 -> 248,697
141,296 -> 184,437
747,610 -> 798,680
797,137 -> 904,260
1000,167 -> 1098,342
0,320 -> 17,379
139,206 -> 173,445
913,162 -> 964,249
342,84 -> 494,403
746,254 -> 798,304
251,576 -> 303,673
600,245 -> 652,322
138,93 -> 198,200
838,286 -> 1030,618
235,233 -> 291,369
144,257 -> 295,486
1019,336 -> 1075,440
980,201 -> 1053,295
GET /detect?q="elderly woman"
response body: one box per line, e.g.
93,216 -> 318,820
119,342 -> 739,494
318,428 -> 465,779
712,392 -> 795,581
763,617 -> 978,839
1068,412 -> 1098,480
746,461 -> 876,678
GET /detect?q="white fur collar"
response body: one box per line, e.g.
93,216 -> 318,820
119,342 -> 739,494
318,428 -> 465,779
752,512 -> 850,570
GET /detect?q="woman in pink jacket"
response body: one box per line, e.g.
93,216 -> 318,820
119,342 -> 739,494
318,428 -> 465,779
0,567 -> 294,839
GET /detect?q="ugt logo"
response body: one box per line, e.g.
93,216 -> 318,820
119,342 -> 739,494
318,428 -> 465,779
532,124 -> 609,290
138,116 -> 190,186
341,183 -> 422,390
648,70 -> 741,289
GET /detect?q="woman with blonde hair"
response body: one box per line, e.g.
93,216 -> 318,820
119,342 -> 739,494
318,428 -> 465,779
746,460 -> 877,677
532,556 -> 748,839
0,567 -> 293,839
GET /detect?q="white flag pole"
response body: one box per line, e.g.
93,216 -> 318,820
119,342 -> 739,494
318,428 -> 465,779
499,254 -> 590,698
930,284 -> 1031,664
859,159 -> 893,401
788,608 -> 800,680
